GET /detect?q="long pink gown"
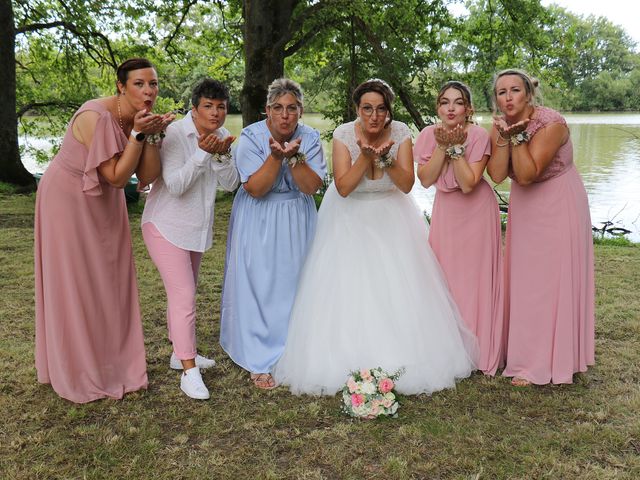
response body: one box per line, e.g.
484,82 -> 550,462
414,124 -> 505,375
502,106 -> 595,384
34,100 -> 148,403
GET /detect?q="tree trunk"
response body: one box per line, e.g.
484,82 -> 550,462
0,0 -> 36,191
240,0 -> 299,127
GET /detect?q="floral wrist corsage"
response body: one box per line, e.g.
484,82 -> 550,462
286,152 -> 307,167
211,150 -> 232,163
445,144 -> 466,160
510,131 -> 530,146
374,152 -> 394,169
146,131 -> 166,145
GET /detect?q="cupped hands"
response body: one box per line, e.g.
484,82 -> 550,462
435,123 -> 467,149
357,138 -> 395,161
269,137 -> 301,160
133,110 -> 176,135
198,134 -> 236,155
493,116 -> 529,139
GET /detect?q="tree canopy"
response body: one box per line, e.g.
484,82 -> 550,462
3,0 -> 639,188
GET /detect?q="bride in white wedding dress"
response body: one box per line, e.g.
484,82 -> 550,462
273,79 -> 478,395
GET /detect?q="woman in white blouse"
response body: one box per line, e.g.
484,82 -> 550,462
141,78 -> 239,399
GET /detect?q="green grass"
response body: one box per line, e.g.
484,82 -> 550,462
1,189 -> 639,479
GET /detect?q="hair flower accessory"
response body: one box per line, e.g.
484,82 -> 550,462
510,131 -> 530,146
445,144 -> 466,160
342,367 -> 404,419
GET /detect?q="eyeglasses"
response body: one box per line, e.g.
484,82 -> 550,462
360,105 -> 388,117
269,104 -> 300,116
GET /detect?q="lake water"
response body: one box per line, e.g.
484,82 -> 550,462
21,112 -> 640,240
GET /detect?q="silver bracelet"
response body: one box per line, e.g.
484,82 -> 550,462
374,152 -> 394,169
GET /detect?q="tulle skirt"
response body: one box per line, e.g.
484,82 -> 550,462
273,183 -> 478,395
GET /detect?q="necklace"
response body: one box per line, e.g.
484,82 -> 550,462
117,95 -> 124,131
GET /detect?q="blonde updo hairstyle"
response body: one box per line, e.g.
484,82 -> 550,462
491,68 -> 541,114
437,80 -> 475,123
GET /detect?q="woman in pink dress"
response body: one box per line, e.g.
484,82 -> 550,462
414,81 -> 505,375
34,58 -> 174,403
487,69 -> 595,386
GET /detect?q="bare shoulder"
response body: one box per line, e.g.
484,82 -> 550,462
72,110 -> 101,147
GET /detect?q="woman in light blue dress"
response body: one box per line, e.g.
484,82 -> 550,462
220,78 -> 326,389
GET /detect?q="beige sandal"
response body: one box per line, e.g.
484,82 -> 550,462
250,373 -> 277,390
511,377 -> 532,387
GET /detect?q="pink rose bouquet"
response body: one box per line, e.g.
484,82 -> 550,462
341,367 -> 403,419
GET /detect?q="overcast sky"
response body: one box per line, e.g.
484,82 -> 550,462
541,0 -> 640,47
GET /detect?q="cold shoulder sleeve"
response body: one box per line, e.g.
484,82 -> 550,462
83,111 -> 127,196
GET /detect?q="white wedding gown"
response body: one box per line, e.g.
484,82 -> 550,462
272,121 -> 478,395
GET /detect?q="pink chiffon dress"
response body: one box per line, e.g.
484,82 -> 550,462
34,100 -> 148,403
414,124 -> 505,375
502,106 -> 595,384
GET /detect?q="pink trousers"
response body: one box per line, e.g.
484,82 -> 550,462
142,222 -> 203,360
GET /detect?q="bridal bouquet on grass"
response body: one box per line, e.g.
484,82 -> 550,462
341,367 -> 403,419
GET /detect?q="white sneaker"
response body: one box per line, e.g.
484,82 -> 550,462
180,367 -> 210,400
170,352 -> 216,370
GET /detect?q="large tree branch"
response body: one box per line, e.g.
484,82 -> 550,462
284,27 -> 320,57
16,20 -> 117,68
278,0 -> 344,55
17,101 -> 80,119
352,16 -> 426,130
164,0 -> 200,53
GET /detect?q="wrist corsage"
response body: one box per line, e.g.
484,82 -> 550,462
286,152 -> 306,167
374,152 -> 394,169
510,131 -> 530,146
146,131 -> 166,145
445,144 -> 466,160
211,150 -> 232,163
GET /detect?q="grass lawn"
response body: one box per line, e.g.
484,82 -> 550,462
1,187 -> 639,479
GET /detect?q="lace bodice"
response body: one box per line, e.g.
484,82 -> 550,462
333,120 -> 412,193
510,106 -> 573,183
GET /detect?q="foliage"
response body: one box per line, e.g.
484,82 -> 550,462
11,0 -> 640,130
451,0 -> 552,110
593,235 -> 634,247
